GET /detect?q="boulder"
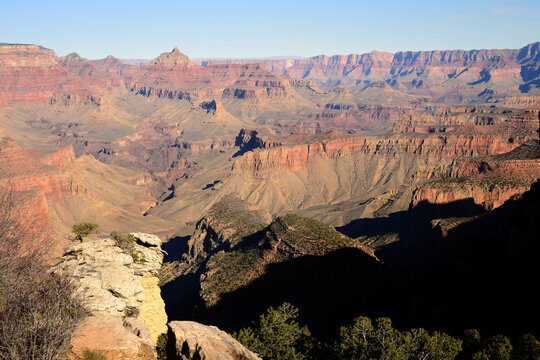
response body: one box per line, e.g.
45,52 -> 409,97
131,232 -> 162,247
168,321 -> 262,360
69,315 -> 156,360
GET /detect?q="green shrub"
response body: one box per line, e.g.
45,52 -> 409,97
110,231 -> 143,263
512,334 -> 540,360
234,302 -> 313,360
72,222 -> 99,241
336,316 -> 462,360
472,335 -> 512,360
81,348 -> 108,360
156,333 -> 168,360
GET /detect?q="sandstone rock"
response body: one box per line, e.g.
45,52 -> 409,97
168,321 -> 262,360
131,232 -> 162,246
52,234 -> 167,349
69,315 -> 156,360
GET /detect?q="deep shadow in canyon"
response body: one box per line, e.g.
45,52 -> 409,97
161,181 -> 540,342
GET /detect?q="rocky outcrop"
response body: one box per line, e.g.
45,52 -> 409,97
52,233 -> 167,359
410,141 -> 540,210
92,55 -> 137,76
69,316 -> 156,360
41,146 -> 76,170
152,47 -> 193,67
233,129 -> 277,155
222,77 -> 292,104
168,321 -> 262,360
411,180 -> 533,211
164,199 -> 371,311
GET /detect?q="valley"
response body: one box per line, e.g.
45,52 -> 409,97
1,40 -> 539,359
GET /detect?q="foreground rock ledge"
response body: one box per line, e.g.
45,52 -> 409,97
52,233 -> 168,359
69,316 -> 156,360
168,321 -> 262,360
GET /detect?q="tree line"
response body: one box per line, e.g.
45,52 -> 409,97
235,303 -> 540,360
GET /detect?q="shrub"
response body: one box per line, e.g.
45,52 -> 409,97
234,302 -> 313,360
81,348 -> 108,360
336,316 -> 462,360
110,231 -> 143,263
72,222 -> 99,241
1,190 -> 87,360
472,335 -> 512,360
156,333 -> 168,360
512,334 -> 540,360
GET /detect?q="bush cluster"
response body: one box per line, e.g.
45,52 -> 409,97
110,231 -> 143,263
72,222 -> 99,240
235,303 -> 540,360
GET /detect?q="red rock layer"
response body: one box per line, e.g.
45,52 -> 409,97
0,140 -> 88,199
0,44 -> 121,106
198,42 -> 540,98
232,124 -> 533,173
41,146 -> 76,170
411,160 -> 540,211
129,62 -> 292,103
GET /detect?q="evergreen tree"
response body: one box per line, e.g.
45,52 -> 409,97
234,302 -> 313,360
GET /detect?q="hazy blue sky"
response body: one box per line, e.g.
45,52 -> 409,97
1,0 -> 539,59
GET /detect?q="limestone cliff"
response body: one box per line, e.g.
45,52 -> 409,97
52,232 -> 168,359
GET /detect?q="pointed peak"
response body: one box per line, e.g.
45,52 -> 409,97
59,52 -> 88,64
151,47 -> 193,67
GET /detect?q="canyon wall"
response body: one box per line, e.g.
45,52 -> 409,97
198,42 -> 540,102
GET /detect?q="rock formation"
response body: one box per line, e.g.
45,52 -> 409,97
1,41 -> 540,358
168,321 -> 262,360
160,197 -> 373,318
198,42 -> 540,103
152,46 -> 194,67
52,233 -> 167,359
0,43 -> 120,106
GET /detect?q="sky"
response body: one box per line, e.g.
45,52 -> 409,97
1,0 -> 539,60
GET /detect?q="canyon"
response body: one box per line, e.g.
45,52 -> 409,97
1,41 -> 539,358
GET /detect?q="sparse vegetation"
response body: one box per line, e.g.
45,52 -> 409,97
235,303 -> 539,360
196,213 -> 367,306
0,190 -> 87,360
336,316 -> 462,360
72,222 -> 99,241
110,231 -> 143,263
234,303 -> 313,360
80,348 -> 108,360
156,333 -> 168,360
